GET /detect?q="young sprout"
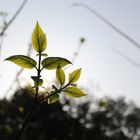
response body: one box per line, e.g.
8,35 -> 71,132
5,21 -> 87,140
5,22 -> 87,103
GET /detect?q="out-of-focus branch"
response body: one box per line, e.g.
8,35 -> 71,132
0,0 -> 28,62
0,0 -> 28,36
0,12 -> 8,61
3,42 -> 32,100
0,36 -> 4,61
71,37 -> 86,63
112,48 -> 140,68
72,3 -> 140,50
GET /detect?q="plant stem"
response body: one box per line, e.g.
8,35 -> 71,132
39,82 -> 71,102
60,82 -> 71,91
14,94 -> 38,140
14,52 -> 42,140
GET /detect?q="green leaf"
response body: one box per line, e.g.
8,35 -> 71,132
5,55 -> 37,69
31,76 -> 43,86
42,57 -> 72,70
56,67 -> 65,86
36,53 -> 48,57
48,92 -> 59,104
69,68 -> 81,83
41,53 -> 48,57
32,22 -> 47,52
38,79 -> 43,86
63,86 -> 87,98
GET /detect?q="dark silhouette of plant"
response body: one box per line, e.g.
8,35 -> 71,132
0,88 -> 140,140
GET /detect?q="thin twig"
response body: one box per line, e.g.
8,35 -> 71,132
39,81 -> 71,102
14,92 -> 38,140
0,0 -> 28,62
3,42 -> 32,101
71,37 -> 85,63
72,3 -> 140,50
0,0 -> 28,36
112,48 -> 140,68
0,34 -> 4,61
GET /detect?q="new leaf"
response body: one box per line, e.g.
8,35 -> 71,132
32,22 -> 47,52
42,57 -> 71,70
56,67 -> 65,86
5,55 -> 37,69
48,92 -> 59,104
63,86 -> 87,98
31,76 -> 43,86
69,68 -> 81,83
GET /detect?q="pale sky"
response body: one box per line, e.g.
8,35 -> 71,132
1,0 -> 140,105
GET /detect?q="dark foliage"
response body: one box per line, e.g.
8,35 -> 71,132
0,88 -> 140,140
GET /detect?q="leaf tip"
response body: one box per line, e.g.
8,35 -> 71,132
4,56 -> 11,61
4,58 -> 8,61
36,21 -> 39,25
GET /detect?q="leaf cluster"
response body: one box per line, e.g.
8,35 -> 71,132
47,68 -> 87,104
5,22 -> 87,104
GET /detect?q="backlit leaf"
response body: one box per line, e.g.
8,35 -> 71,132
32,22 -> 47,52
42,57 -> 71,70
48,92 -> 59,104
31,76 -> 43,86
56,67 -> 65,86
69,68 -> 81,83
38,79 -> 43,86
5,55 -> 37,69
41,53 -> 48,57
63,86 -> 87,98
36,53 -> 48,57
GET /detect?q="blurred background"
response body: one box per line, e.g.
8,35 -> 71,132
0,0 -> 140,139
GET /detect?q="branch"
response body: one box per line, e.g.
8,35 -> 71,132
112,48 -> 140,68
14,93 -> 38,140
72,3 -> 140,50
71,37 -> 85,63
14,42 -> 42,140
3,42 -> 32,101
0,0 -> 28,36
39,82 -> 71,103
0,0 -> 28,62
